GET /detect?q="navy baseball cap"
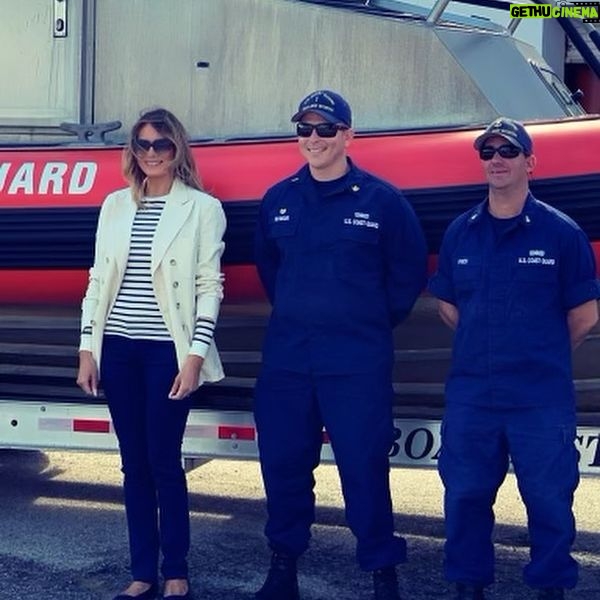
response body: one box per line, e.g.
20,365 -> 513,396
291,90 -> 352,127
474,117 -> 533,155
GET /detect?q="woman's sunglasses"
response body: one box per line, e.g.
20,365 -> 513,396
134,137 -> 175,153
296,122 -> 347,138
479,144 -> 522,161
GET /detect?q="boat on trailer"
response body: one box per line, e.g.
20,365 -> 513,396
1,0 -> 599,467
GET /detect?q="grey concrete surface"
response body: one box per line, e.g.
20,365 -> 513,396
0,450 -> 599,599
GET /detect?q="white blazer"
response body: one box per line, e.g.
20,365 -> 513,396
79,179 -> 226,384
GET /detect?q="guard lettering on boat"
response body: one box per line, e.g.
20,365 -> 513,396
0,161 -> 97,195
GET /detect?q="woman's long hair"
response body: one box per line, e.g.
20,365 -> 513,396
123,107 -> 203,205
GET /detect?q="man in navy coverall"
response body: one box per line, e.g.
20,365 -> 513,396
429,117 -> 600,600
253,90 -> 427,600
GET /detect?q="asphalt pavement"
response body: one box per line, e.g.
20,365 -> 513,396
0,450 -> 599,599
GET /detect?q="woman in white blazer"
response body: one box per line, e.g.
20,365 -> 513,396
77,108 -> 226,600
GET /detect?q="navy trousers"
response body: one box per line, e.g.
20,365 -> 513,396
254,367 -> 407,571
439,403 -> 579,589
101,335 -> 191,583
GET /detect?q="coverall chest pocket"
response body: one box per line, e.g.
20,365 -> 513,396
267,208 -> 300,250
513,265 -> 557,283
452,261 -> 482,293
512,264 -> 558,316
334,226 -> 380,282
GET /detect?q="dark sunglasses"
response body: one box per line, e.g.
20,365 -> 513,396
134,137 -> 175,153
479,144 -> 522,161
296,122 -> 347,138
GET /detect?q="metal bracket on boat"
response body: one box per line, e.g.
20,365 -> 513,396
59,121 -> 123,143
426,0 -> 451,24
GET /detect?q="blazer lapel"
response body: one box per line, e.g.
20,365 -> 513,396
111,190 -> 137,280
151,180 -> 194,273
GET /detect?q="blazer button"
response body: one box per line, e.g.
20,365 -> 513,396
90,320 -> 96,326
170,258 -> 177,266
173,281 -> 179,288
176,302 -> 181,309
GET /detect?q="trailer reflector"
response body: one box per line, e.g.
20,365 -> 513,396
73,419 -> 111,433
218,425 -> 255,441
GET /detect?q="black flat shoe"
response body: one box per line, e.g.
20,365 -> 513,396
113,582 -> 158,600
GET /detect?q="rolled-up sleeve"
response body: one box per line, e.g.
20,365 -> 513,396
254,190 -> 280,305
195,198 -> 226,314
560,228 -> 600,309
79,195 -> 113,352
383,191 -> 428,326
190,197 -> 226,357
428,224 -> 458,305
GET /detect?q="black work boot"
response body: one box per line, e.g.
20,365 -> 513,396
455,583 -> 486,599
255,552 -> 300,600
538,589 -> 564,600
373,566 -> 401,600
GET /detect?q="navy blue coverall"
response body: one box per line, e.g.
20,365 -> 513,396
254,159 -> 427,571
429,194 -> 600,589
